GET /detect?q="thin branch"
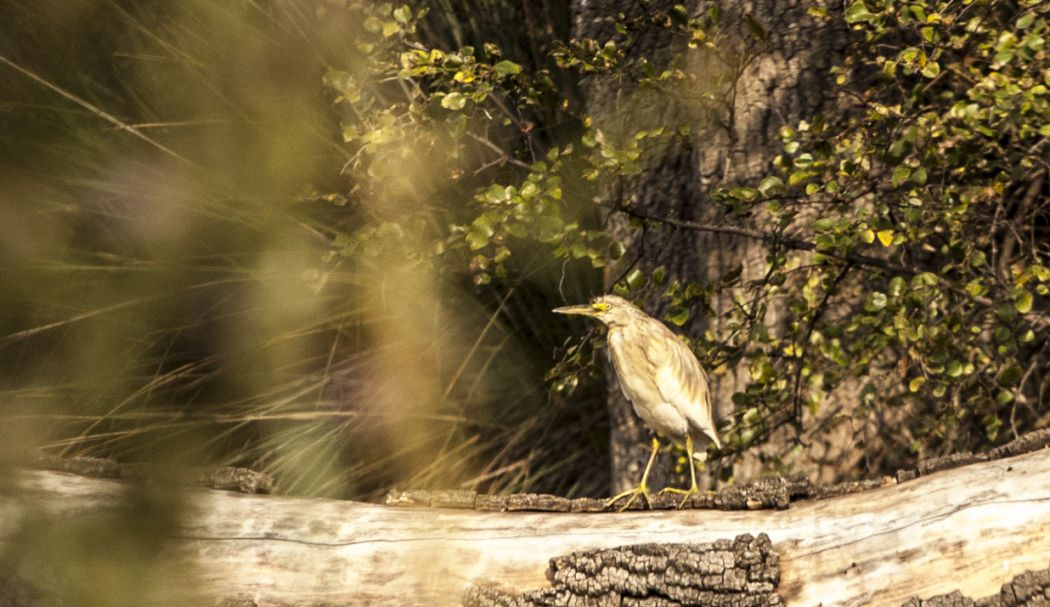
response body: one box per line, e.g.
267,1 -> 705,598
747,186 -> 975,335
614,205 -> 1050,329
791,262 -> 853,435
615,205 -> 909,275
467,132 -> 535,171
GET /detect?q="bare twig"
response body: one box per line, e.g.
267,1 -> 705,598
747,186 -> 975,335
467,132 -> 535,171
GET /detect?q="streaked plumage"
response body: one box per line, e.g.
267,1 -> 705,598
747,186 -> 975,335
554,294 -> 720,509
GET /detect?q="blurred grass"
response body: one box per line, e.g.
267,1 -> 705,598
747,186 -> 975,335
0,1 -> 603,603
0,0 -> 603,507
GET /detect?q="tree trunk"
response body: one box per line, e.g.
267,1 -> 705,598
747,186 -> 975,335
3,445 -> 1050,606
571,0 -> 870,490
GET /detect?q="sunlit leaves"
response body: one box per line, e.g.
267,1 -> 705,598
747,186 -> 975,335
492,60 -> 522,75
704,0 -> 1050,456
844,1 -> 873,24
440,92 -> 467,110
320,0 -> 1049,470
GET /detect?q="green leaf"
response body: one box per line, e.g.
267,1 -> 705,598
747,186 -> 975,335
481,183 -> 507,203
888,276 -> 906,298
441,92 -> 467,110
891,166 -> 911,187
865,291 -> 888,312
625,268 -> 645,289
743,15 -> 767,40
392,5 -> 412,23
1015,291 -> 1033,314
363,16 -> 383,33
789,170 -> 814,186
758,176 -> 784,196
749,359 -> 775,383
381,20 -> 401,37
666,308 -> 690,326
728,187 -> 759,201
844,1 -> 872,24
983,414 -> 1002,441
466,220 -> 495,250
813,218 -> 835,231
492,60 -> 522,75
964,279 -> 987,297
998,363 -> 1024,387
909,376 -> 926,392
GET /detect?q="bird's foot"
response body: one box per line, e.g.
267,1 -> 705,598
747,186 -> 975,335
659,485 -> 699,509
605,483 -> 652,512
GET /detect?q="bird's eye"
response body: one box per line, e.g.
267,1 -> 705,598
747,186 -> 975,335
593,302 -> 610,312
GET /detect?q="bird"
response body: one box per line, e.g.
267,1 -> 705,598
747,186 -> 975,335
554,294 -> 721,510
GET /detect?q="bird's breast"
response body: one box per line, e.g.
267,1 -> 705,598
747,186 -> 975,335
608,332 -> 662,408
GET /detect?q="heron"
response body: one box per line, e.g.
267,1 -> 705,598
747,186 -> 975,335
554,294 -> 721,509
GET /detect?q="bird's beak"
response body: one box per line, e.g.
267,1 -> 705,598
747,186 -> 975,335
553,304 -> 595,317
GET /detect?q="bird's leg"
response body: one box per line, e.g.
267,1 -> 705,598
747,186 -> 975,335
660,435 -> 701,509
605,437 -> 660,511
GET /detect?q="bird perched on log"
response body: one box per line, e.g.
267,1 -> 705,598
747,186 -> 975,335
554,294 -> 721,510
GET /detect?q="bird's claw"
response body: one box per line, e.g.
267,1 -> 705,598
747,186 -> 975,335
659,485 -> 699,509
605,484 -> 652,512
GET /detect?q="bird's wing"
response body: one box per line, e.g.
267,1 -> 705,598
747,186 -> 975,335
642,330 -> 721,449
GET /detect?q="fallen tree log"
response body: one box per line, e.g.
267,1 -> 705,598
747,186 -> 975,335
1,444 -> 1049,606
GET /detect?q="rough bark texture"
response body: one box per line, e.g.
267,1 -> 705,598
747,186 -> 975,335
2,436 -> 1049,606
902,567 -> 1050,607
384,473 -> 812,512
464,534 -> 782,607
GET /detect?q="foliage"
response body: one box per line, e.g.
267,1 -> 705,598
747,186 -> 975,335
742,0 -> 1050,459
320,0 -> 1049,474
0,0 -> 604,507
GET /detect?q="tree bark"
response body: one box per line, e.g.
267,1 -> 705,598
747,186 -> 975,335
3,445 -> 1050,606
571,0 -> 853,491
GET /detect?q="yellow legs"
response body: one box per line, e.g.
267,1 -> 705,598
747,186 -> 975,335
660,434 -> 702,509
605,437 -> 660,511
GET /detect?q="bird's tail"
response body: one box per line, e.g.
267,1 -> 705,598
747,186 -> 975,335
691,430 -> 721,463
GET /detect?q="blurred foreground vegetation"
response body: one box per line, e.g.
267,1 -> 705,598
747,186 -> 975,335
0,0 -> 603,502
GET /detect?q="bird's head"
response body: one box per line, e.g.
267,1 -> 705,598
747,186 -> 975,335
552,294 -> 641,328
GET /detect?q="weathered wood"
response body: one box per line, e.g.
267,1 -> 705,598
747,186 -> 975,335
902,566 -> 1050,606
2,444 -> 1050,606
31,452 -> 274,494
